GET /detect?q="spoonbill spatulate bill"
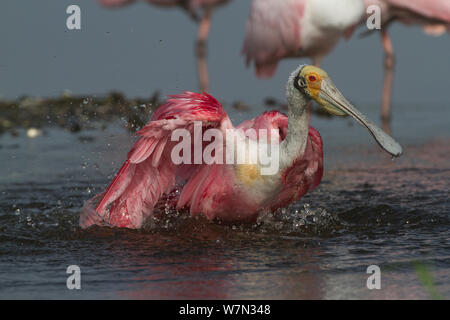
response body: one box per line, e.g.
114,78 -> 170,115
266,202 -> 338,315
80,65 -> 402,229
242,0 -> 365,77
98,0 -> 231,92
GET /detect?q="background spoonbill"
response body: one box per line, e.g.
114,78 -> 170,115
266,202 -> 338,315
98,0 -> 231,92
80,65 -> 402,229
365,0 -> 450,124
242,0 -> 365,77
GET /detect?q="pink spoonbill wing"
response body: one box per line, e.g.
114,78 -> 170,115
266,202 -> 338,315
80,92 -> 231,229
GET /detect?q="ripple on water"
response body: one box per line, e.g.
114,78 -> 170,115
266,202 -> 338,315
0,129 -> 449,299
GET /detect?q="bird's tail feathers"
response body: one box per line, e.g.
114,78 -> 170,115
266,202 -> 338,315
255,62 -> 278,78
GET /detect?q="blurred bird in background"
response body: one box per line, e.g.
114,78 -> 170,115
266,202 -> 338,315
242,0 -> 365,77
98,0 -> 232,93
364,0 -> 450,126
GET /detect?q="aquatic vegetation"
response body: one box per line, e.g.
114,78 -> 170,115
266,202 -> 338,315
414,262 -> 445,300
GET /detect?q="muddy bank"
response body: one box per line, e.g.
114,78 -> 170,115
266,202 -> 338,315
0,92 -> 161,135
0,92 -> 333,136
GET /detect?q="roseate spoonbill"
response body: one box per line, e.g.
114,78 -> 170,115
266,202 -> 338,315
364,0 -> 450,123
80,65 -> 402,229
98,0 -> 231,92
242,0 -> 365,77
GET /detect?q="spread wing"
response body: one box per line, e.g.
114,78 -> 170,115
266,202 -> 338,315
80,92 -> 231,229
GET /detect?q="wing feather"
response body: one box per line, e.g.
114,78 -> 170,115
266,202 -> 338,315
80,92 -> 230,229
242,0 -> 305,77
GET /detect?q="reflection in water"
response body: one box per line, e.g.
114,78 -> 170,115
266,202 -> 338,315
382,118 -> 391,136
111,224 -> 237,299
109,228 -> 327,299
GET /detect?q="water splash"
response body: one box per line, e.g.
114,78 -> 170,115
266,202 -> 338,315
254,203 -> 340,236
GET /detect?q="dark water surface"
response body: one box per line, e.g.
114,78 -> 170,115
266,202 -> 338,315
0,103 -> 449,299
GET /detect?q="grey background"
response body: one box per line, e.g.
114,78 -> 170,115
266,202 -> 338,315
0,0 -> 449,105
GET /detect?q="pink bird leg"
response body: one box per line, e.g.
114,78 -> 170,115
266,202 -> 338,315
365,0 -> 450,128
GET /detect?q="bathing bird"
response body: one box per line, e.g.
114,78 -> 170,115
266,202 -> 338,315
80,65 -> 402,229
364,0 -> 450,123
242,0 -> 365,77
98,0 -> 231,92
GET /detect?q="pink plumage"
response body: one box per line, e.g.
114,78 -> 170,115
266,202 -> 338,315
80,62 -> 403,229
99,0 -> 136,7
97,0 -> 231,18
366,0 -> 450,27
242,0 -> 365,77
242,0 -> 306,77
98,0 -> 229,9
80,92 -> 323,229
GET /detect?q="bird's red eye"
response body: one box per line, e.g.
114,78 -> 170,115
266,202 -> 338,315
308,75 -> 317,82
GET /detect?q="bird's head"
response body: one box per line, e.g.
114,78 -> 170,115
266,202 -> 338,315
291,65 -> 403,157
294,65 -> 346,116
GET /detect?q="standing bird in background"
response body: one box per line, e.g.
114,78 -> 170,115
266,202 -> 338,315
364,0 -> 450,125
80,65 -> 402,229
98,0 -> 231,92
242,0 -> 365,77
